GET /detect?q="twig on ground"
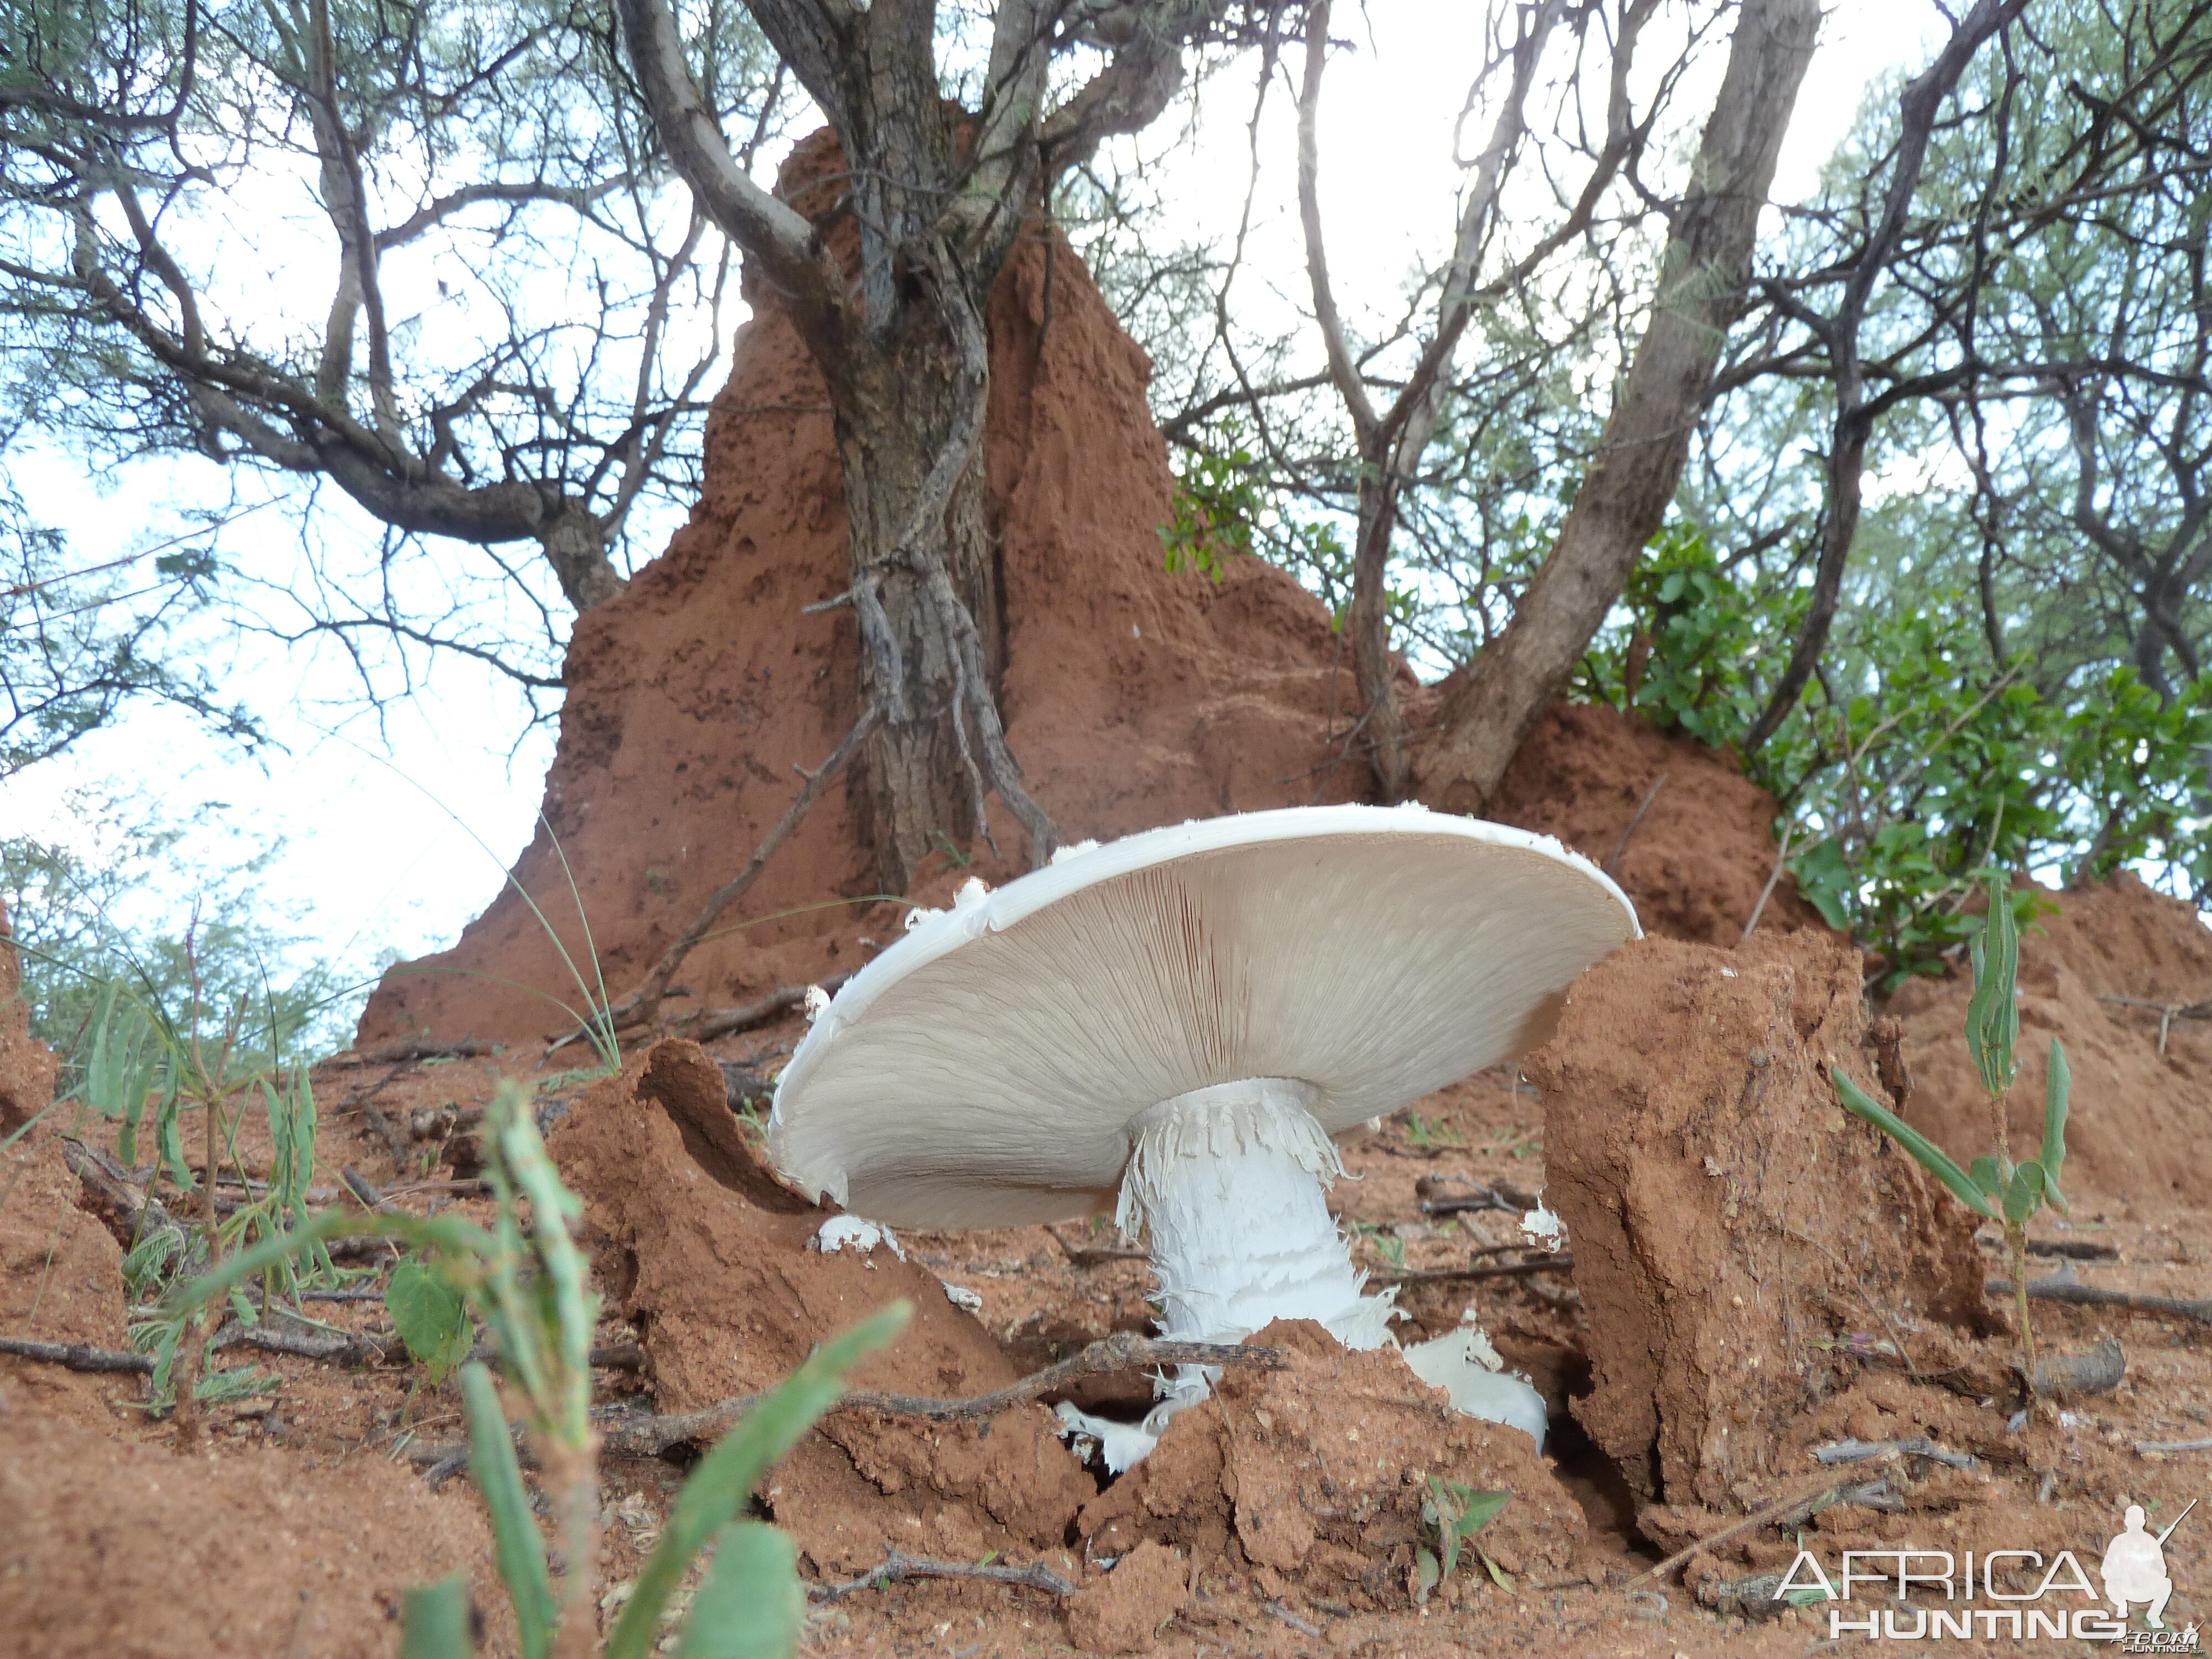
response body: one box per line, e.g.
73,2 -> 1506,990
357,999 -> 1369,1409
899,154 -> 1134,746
1415,1173 -> 1540,1210
2094,994 -> 2210,1057
0,1334 -> 155,1373
1377,1254 -> 1574,1284
1986,1266 -> 2212,1328
1813,1436 -> 1975,1470
1044,1225 -> 1150,1266
599,1332 -> 1283,1456
2136,1436 -> 2212,1455
1632,1453 -> 1902,1586
1741,822 -> 1796,941
810,1548 -> 1074,1602
682,974 -> 855,1046
1262,1601 -> 1322,1637
595,707 -> 882,1039
1605,773 -> 1668,878
328,1040 -> 497,1067
341,1167 -> 393,1211
61,1138 -> 178,1248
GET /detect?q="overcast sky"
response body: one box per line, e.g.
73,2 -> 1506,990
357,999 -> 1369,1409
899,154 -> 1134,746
0,0 -> 1937,1008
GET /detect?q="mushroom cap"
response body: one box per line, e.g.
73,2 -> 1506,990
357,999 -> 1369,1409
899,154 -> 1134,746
769,805 -> 1639,1228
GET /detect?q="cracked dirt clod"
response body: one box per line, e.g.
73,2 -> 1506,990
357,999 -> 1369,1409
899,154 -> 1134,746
1527,930 -> 1988,1509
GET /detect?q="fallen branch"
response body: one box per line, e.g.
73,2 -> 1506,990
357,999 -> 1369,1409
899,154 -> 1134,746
601,1332 -> 1283,1457
62,1138 -> 179,1249
1814,1436 -> 1975,1470
1044,1225 -> 1149,1266
1604,773 -> 1668,878
1261,1601 -> 1322,1637
1415,1173 -> 1539,1210
2136,1436 -> 2212,1455
810,1547 -> 1074,1603
1632,1452 -> 1902,1587
2095,993 -> 2210,1057
682,974 -> 854,1046
327,1039 -> 497,1067
1379,1253 -> 1574,1284
601,707 -> 881,1035
1740,822 -> 1796,941
0,1334 -> 154,1374
1986,1268 -> 2212,1328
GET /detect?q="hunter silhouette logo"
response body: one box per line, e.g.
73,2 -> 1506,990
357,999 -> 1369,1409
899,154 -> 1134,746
1776,1498 -> 2199,1645
2103,1501 -> 2190,1629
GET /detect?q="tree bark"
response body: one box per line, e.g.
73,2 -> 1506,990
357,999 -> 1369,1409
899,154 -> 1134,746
1413,0 -> 1820,815
538,505 -> 627,613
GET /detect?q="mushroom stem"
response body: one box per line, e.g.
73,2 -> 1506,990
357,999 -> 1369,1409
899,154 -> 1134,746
1117,1077 -> 1396,1359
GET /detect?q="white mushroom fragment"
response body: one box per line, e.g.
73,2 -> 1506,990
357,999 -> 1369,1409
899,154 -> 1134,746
1401,1309 -> 1549,1448
1519,1199 -> 1566,1254
811,1214 -> 903,1260
769,805 -> 1637,1468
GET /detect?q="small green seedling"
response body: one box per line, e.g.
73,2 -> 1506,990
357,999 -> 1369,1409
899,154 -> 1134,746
1415,1478 -> 1511,1604
1833,872 -> 2070,1375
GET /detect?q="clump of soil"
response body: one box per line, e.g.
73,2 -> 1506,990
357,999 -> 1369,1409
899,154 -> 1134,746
546,1039 -> 1089,1567
1065,1538 -> 1189,1655
0,1123 -> 132,1431
1481,701 -> 1824,947
0,898 -> 56,1133
1527,930 -> 1986,1510
1891,873 -> 2212,1210
0,1405 -> 506,1659
1076,1319 -> 1586,1611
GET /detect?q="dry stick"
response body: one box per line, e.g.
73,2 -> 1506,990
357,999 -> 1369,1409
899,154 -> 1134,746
2095,993 -> 2211,1058
1377,1254 -> 1574,1285
810,1548 -> 1074,1603
680,973 -> 855,1045
590,706 -> 882,1042
328,1039 -> 497,1067
2137,1436 -> 2212,1455
1044,1225 -> 1150,1266
601,1333 -> 1283,1457
1631,1452 -> 1902,1587
1604,773 -> 1668,878
0,1335 -> 155,1373
1740,822 -> 1797,942
1985,1272 -> 2212,1328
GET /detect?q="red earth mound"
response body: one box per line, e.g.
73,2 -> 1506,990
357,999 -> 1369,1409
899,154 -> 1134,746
1891,873 -> 2212,1211
0,899 -> 55,1133
357,134 -> 1817,1051
546,1039 -> 1089,1569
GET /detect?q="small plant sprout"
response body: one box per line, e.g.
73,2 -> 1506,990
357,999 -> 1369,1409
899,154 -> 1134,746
171,1079 -> 910,1659
1833,872 -> 2070,1376
1415,1479 -> 1511,1605
770,806 -> 1639,1467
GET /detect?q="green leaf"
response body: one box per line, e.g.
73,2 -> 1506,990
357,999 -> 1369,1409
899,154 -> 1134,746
399,1574 -> 474,1659
1833,1069 -> 1996,1219
1413,1548 -> 1441,1606
1964,877 -> 2021,1097
603,1302 -> 912,1659
1968,1156 -> 2004,1197
462,1363 -> 556,1659
1479,1549 -> 1516,1594
2041,1039 -> 2071,1203
2003,1162 -> 2045,1225
387,1258 -> 472,1384
675,1522 -> 804,1659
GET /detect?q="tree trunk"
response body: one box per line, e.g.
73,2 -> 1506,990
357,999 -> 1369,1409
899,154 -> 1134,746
539,504 -> 627,613
1413,0 -> 1820,815
1347,465 -> 1412,798
834,321 -> 1007,893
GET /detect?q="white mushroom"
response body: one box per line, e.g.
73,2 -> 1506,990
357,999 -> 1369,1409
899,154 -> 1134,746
770,805 -> 1637,1468
811,1214 -> 902,1259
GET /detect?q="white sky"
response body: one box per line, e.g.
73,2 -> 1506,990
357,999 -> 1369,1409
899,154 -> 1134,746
0,0 -> 1937,999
